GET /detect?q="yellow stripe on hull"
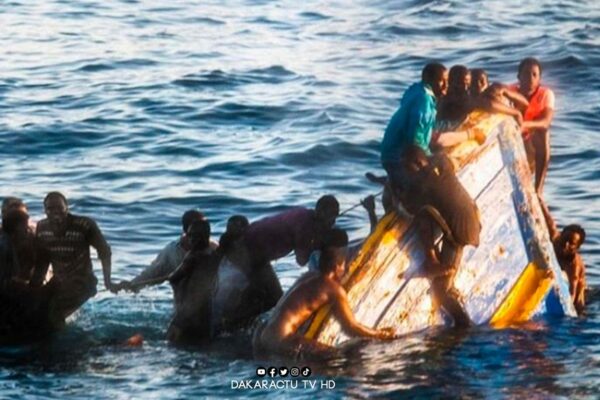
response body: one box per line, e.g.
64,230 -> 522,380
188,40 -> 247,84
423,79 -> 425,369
489,262 -> 554,328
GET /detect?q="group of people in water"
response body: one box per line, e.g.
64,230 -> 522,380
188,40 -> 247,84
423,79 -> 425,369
0,57 -> 587,358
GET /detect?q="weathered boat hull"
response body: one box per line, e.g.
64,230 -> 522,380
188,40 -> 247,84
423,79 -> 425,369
305,112 -> 576,347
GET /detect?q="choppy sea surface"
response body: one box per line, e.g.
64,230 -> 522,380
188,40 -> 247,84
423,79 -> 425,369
0,0 -> 598,398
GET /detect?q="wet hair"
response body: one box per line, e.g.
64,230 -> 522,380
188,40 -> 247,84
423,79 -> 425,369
181,209 -> 205,233
562,224 -> 585,245
315,195 -> 340,220
1,197 -> 25,217
421,63 -> 447,85
448,65 -> 470,89
1,209 -> 29,235
318,229 -> 348,274
43,191 -> 68,206
188,219 -> 211,250
518,57 -> 542,76
219,215 -> 249,253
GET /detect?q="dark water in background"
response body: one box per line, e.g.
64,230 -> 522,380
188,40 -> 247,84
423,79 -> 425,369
0,0 -> 598,398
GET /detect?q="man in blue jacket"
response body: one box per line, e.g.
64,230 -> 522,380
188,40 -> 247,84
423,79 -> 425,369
380,64 -> 480,327
381,62 -> 448,191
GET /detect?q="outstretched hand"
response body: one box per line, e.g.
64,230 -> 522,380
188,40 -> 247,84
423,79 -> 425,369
110,280 -> 138,294
361,195 -> 376,212
107,281 -> 121,294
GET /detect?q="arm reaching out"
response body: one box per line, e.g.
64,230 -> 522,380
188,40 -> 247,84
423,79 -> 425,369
331,282 -> 395,339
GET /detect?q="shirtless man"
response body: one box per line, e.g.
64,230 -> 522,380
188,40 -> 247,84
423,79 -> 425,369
253,229 -> 395,359
542,206 -> 586,315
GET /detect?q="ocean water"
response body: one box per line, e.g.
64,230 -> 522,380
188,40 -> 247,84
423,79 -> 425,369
0,0 -> 599,398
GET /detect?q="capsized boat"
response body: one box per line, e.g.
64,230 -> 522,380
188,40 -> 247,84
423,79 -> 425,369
304,111 -> 576,347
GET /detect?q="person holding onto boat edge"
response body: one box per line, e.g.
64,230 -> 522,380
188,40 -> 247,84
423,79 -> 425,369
542,206 -> 586,315
243,194 -> 340,268
252,229 -> 395,359
380,63 -> 482,327
509,57 -> 555,198
30,192 -> 115,326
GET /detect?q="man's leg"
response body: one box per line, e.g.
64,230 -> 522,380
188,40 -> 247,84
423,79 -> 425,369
431,242 -> 471,327
48,274 -> 97,325
532,129 -> 550,196
416,212 -> 444,276
524,137 -> 536,176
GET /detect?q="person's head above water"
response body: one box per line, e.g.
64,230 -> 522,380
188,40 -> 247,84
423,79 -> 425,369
315,195 -> 340,229
2,196 -> 27,220
470,68 -> 488,96
557,224 -> 585,257
1,207 -> 29,235
181,209 -> 205,233
517,57 -> 543,96
318,228 -> 349,279
44,191 -> 69,224
218,215 -> 249,253
226,215 -> 249,237
422,62 -> 448,99
187,219 -> 211,251
448,65 -> 471,93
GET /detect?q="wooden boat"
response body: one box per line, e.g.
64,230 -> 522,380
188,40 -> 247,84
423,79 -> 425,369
304,111 -> 576,347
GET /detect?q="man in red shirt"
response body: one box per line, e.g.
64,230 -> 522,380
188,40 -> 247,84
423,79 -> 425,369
510,57 -> 555,197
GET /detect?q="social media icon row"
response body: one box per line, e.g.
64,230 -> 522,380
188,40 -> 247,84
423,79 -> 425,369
256,366 -> 311,378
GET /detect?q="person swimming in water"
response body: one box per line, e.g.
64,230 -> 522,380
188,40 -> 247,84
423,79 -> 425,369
252,229 -> 395,360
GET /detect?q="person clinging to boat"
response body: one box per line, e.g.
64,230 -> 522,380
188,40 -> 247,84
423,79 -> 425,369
508,57 -> 555,198
434,65 -> 527,148
380,63 -> 483,327
243,194 -> 340,268
252,228 -> 395,359
541,205 -> 587,315
29,192 -> 115,326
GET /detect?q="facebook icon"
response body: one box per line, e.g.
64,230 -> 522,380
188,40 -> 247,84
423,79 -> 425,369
268,367 -> 278,378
